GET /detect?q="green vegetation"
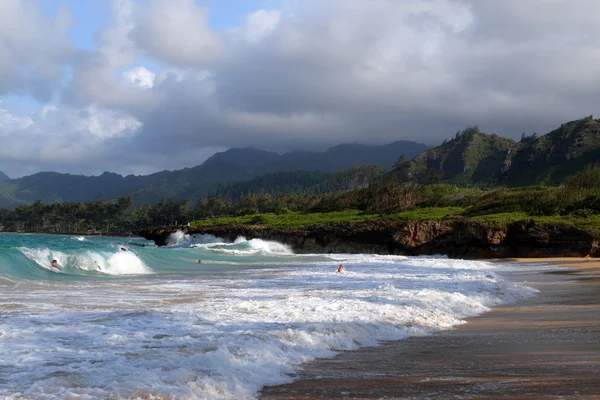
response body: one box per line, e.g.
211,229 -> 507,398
409,126 -> 516,185
409,117 -> 600,187
192,210 -> 372,228
190,205 -> 600,234
2,163 -> 600,235
188,164 -> 600,234
191,207 -> 467,228
384,207 -> 465,221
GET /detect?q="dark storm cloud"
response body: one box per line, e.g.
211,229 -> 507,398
129,0 -> 600,157
3,0 -> 600,177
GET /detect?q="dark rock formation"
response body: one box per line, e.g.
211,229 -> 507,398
137,219 -> 600,259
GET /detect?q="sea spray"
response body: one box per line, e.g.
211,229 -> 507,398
192,236 -> 293,256
167,230 -> 193,247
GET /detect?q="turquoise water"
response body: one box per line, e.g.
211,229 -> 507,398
0,232 -> 539,399
0,233 -> 325,281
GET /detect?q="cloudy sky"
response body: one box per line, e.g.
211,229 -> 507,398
1,0 -> 599,178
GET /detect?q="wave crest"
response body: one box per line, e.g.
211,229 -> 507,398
193,236 -> 293,256
19,247 -> 152,275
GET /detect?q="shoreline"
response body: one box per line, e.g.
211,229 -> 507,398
139,220 -> 600,258
260,257 -> 600,399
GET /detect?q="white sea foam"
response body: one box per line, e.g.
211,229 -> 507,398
245,237 -> 293,255
18,247 -> 153,275
192,236 -> 293,256
0,251 -> 539,399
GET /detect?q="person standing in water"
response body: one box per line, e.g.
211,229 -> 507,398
337,264 -> 344,273
50,260 -> 62,271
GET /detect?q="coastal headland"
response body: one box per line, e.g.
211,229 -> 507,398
259,258 -> 600,399
138,219 -> 600,259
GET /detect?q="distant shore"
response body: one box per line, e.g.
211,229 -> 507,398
0,231 -> 140,238
260,257 -> 600,399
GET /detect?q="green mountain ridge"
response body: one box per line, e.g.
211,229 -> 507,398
408,117 -> 600,186
409,126 -> 516,185
503,117 -> 600,186
0,141 -> 427,208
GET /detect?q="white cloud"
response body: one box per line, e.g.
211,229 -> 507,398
64,0 -> 159,110
122,66 -> 156,89
235,9 -> 281,43
0,105 -> 33,131
96,0 -> 137,69
0,0 -> 74,101
30,106 -> 142,139
0,104 -> 141,176
131,0 -> 222,66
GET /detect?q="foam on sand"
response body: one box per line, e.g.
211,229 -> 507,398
0,254 -> 537,399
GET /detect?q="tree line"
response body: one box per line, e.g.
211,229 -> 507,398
1,163 -> 599,234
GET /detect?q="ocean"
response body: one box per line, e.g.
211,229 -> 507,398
0,232 -> 541,399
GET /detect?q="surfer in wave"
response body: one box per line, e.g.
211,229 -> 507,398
50,260 -> 62,271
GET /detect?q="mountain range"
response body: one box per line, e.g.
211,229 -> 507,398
2,117 -> 599,209
0,141 -> 427,208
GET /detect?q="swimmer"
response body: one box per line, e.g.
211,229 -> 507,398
197,259 -> 202,264
50,260 -> 62,271
95,261 -> 102,271
337,264 -> 344,273
120,247 -> 127,251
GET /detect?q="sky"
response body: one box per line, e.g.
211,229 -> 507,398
1,0 -> 600,178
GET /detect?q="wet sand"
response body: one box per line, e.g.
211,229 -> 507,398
261,258 -> 600,399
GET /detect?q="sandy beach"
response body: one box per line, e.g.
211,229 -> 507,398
261,258 -> 600,399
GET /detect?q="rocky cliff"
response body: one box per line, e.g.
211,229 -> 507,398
137,220 -> 600,259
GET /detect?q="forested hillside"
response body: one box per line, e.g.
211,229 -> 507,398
0,141 -> 426,208
503,117 -> 600,185
408,126 -> 515,185
408,117 -> 600,186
